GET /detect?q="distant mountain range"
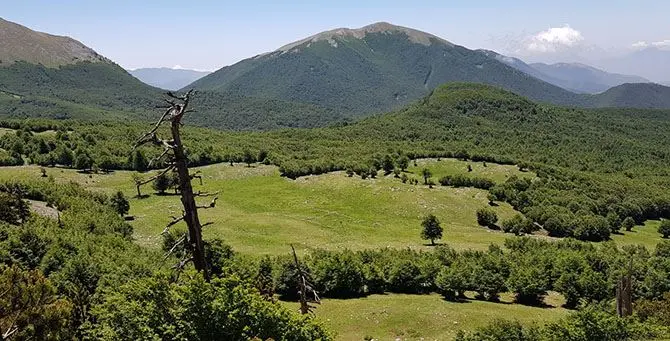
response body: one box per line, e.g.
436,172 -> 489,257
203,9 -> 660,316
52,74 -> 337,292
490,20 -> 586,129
477,50 -> 649,94
2,17 -> 670,130
129,67 -> 210,90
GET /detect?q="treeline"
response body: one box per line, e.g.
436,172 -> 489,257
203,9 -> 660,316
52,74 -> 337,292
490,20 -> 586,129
0,179 -> 330,340
247,238 -> 670,308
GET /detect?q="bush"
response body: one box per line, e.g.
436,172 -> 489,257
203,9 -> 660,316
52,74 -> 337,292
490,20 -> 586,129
501,214 -> 536,235
659,220 -> 670,238
476,207 -> 498,228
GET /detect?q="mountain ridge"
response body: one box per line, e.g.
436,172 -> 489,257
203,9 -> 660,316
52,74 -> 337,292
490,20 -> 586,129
0,17 -> 107,67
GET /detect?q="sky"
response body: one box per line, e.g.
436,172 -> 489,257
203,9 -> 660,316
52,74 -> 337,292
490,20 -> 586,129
3,0 -> 670,71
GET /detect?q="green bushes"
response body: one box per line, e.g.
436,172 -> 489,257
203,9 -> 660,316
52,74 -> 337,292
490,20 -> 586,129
439,174 -> 495,189
659,220 -> 670,238
477,207 -> 499,228
456,305 -> 666,341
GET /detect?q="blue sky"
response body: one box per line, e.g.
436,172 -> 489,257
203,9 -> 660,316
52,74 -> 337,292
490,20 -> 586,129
3,0 -> 669,70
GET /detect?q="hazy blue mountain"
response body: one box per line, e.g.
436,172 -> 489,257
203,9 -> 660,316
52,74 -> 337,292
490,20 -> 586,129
530,62 -> 649,94
130,67 -> 210,90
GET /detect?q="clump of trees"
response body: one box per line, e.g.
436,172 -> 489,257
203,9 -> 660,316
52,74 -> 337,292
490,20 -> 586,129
477,207 -> 498,228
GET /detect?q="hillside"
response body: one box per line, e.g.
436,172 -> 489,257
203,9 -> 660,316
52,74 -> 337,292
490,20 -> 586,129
130,67 -> 210,90
188,22 -> 582,116
0,17 -> 106,67
585,82 -> 670,108
530,62 -> 649,94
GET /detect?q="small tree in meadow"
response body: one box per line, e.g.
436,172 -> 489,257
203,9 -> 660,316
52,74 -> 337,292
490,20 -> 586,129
420,168 -> 432,185
659,220 -> 670,239
110,191 -> 130,217
152,173 -> 170,194
396,156 -> 410,172
421,214 -> 443,245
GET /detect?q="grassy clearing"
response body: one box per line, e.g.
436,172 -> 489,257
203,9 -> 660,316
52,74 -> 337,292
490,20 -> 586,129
0,161 -> 524,254
408,158 -> 534,184
0,160 -> 665,253
0,128 -> 13,136
283,292 -> 569,341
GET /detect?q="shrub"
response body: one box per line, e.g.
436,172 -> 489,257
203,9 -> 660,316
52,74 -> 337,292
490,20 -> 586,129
659,220 -> 670,239
476,207 -> 498,228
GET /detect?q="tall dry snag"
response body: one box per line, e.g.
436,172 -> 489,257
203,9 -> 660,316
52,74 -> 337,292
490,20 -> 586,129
134,90 -> 216,281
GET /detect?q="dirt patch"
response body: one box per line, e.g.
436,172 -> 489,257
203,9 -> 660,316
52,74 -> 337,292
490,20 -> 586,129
27,200 -> 59,220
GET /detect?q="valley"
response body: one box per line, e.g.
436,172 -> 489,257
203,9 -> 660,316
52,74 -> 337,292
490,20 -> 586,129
1,13 -> 670,341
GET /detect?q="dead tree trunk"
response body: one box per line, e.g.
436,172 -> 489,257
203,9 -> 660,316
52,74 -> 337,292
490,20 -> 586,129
134,90 -> 215,281
616,258 -> 634,317
291,245 -> 320,314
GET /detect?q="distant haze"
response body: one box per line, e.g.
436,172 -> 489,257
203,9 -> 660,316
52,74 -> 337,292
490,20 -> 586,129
129,67 -> 210,90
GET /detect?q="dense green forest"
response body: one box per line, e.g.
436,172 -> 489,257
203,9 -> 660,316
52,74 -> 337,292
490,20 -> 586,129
2,83 -> 668,242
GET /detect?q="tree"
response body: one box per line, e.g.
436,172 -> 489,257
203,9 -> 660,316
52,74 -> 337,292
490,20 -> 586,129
243,150 -> 254,167
131,173 -> 144,198
420,168 -> 432,185
622,216 -> 635,232
130,150 -> 148,172
476,207 -> 498,228
135,90 -> 214,280
0,265 -> 72,340
382,155 -> 395,175
607,212 -> 622,234
0,192 -> 30,225
152,173 -> 170,194
421,214 -> 443,245
74,152 -> 93,171
55,146 -> 74,167
659,220 -> 670,238
110,191 -> 129,217
396,156 -> 410,172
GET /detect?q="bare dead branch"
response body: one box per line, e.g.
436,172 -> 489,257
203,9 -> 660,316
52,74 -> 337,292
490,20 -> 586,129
163,234 -> 187,261
194,190 -> 219,197
162,214 -> 186,235
196,197 -> 217,209
201,222 -> 214,229
173,257 -> 193,270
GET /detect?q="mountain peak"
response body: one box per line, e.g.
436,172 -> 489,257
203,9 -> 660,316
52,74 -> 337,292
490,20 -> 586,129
277,22 -> 451,52
0,17 -> 107,67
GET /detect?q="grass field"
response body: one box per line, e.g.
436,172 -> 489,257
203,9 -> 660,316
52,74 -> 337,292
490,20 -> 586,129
0,159 -> 664,253
0,159 -> 526,254
0,127 -> 13,136
284,292 -> 569,340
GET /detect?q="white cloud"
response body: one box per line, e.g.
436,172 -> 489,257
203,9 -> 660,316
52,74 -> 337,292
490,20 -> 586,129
172,64 -> 185,69
652,40 -> 670,47
631,41 -> 648,48
525,25 -> 584,53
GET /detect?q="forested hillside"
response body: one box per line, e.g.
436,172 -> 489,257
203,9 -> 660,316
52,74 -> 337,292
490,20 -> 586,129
2,83 -> 668,242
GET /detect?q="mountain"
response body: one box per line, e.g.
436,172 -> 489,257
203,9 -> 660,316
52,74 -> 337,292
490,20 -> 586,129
130,67 -> 210,90
483,50 -> 649,94
0,17 -> 164,120
529,62 -> 649,94
585,83 -> 670,109
187,22 -> 582,117
0,17 -> 107,67
597,47 -> 670,83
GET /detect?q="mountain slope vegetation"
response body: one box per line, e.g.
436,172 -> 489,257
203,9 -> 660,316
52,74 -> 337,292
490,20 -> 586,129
188,22 -> 583,117
530,62 -> 649,94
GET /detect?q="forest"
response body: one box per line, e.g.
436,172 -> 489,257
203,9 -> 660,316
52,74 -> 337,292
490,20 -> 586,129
1,83 -> 670,340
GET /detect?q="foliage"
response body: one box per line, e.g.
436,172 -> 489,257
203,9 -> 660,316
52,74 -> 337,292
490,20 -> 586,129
0,191 -> 29,225
109,190 -> 129,216
659,220 -> 670,238
477,207 -> 499,228
420,214 -> 443,245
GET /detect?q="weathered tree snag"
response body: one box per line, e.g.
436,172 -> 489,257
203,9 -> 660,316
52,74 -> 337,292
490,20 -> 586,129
291,245 -> 320,314
134,90 -> 212,281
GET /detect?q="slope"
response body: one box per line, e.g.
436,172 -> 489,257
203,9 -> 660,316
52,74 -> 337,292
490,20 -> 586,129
530,62 -> 649,94
188,22 -> 582,117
